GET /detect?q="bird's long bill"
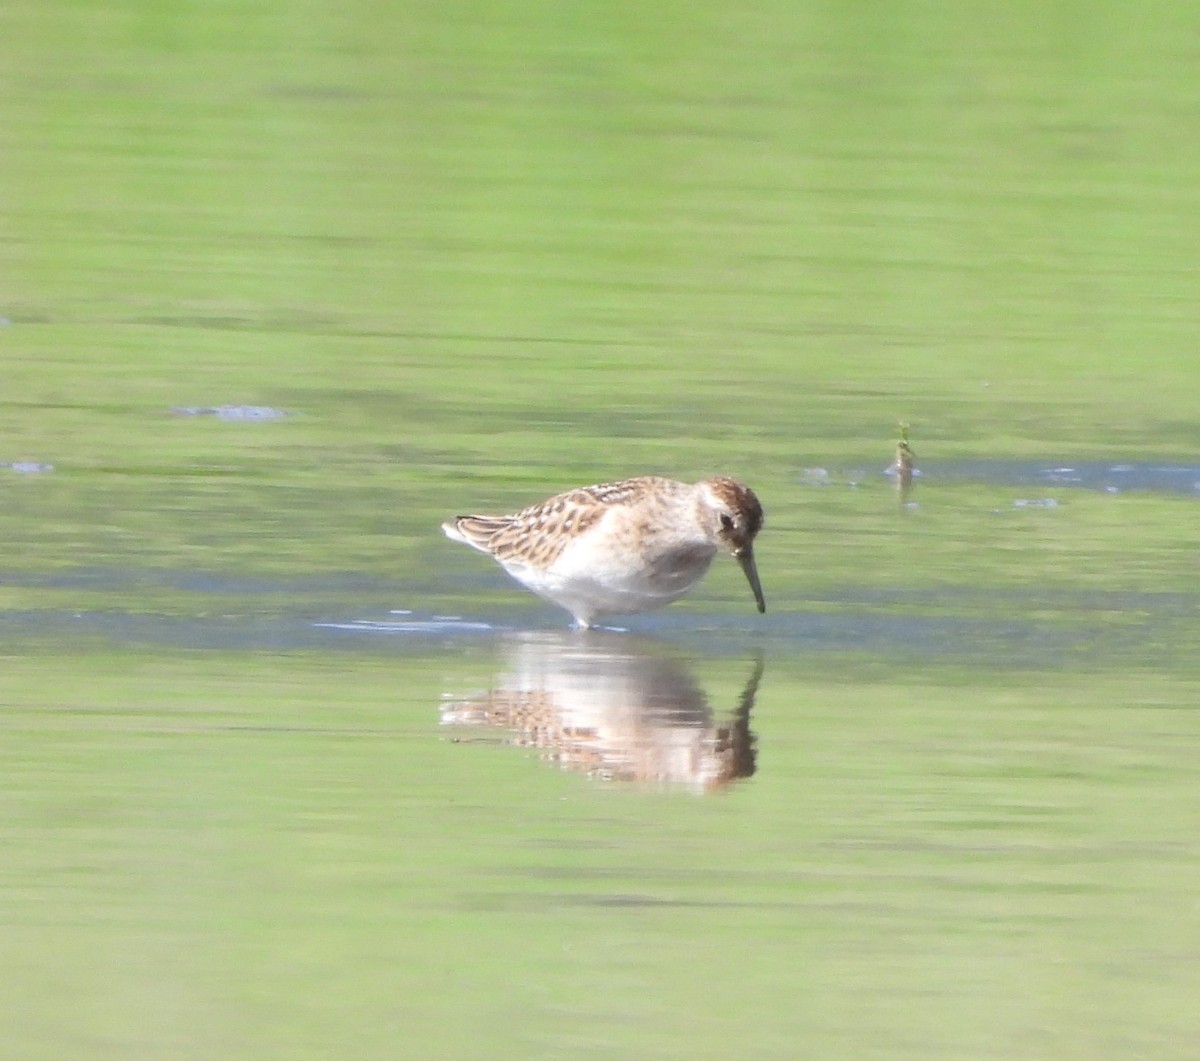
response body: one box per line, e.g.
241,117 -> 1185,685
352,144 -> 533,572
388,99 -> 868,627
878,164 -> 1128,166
736,547 -> 766,614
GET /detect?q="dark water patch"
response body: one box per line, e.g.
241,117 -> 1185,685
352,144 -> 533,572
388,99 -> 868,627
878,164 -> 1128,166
919,460 -> 1200,497
0,609 -> 496,653
1,570 -> 1191,668
799,460 -> 1200,497
0,603 -> 1139,669
0,567 -> 407,596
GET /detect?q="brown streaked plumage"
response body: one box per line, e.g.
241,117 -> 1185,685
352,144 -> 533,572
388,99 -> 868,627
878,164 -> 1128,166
442,476 -> 766,628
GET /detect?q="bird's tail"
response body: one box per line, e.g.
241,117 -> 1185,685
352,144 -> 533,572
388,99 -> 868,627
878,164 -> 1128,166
441,516 -> 511,554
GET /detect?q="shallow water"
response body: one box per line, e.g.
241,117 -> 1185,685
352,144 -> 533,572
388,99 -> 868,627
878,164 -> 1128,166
1,566 -> 1190,670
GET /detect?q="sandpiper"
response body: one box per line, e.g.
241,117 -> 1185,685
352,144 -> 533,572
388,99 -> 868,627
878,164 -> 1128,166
441,476 -> 766,628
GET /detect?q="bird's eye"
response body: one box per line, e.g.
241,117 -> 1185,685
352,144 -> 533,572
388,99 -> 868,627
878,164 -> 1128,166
719,513 -> 735,532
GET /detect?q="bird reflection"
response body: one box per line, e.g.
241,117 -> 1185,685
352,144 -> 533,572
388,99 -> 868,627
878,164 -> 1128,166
440,632 -> 763,792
